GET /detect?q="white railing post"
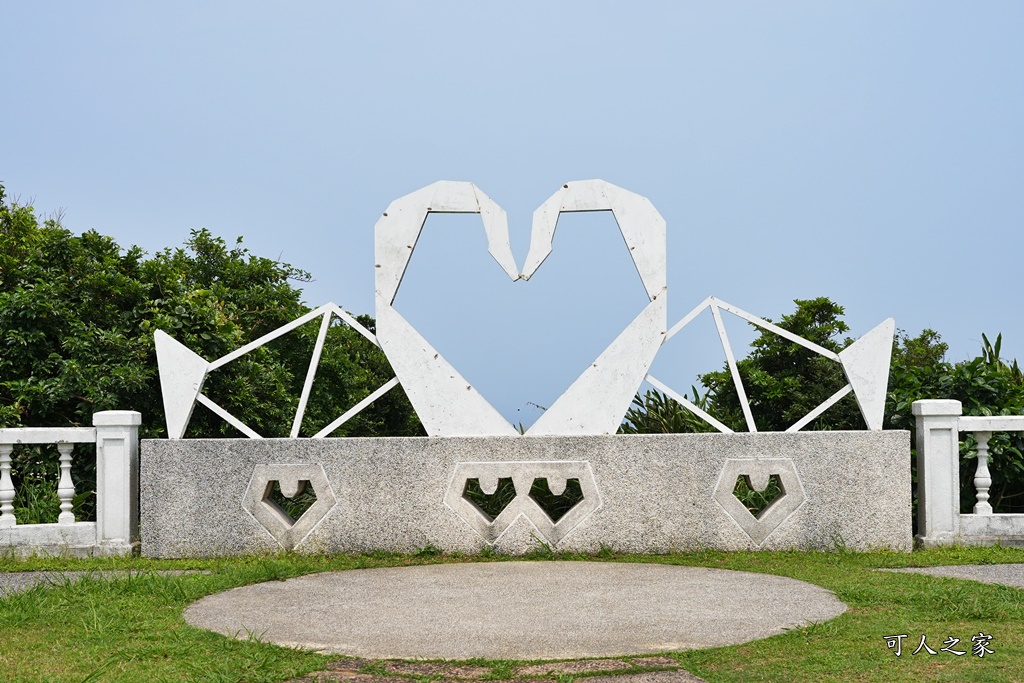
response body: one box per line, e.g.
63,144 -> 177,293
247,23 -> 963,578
973,431 -> 993,515
0,444 -> 15,527
56,443 -> 77,524
93,411 -> 142,554
913,399 -> 963,546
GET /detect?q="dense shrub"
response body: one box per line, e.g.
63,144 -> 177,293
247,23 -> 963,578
620,298 -> 1024,516
1,183 -> 422,520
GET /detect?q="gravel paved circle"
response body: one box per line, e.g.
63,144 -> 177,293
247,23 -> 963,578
184,561 -> 847,659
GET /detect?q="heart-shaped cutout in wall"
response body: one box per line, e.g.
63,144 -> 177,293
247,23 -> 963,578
374,180 -> 667,437
242,464 -> 337,550
713,459 -> 806,546
732,473 -> 784,519
265,479 -> 318,524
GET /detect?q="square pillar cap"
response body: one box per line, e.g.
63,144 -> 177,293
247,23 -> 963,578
93,411 -> 143,427
912,400 -> 962,417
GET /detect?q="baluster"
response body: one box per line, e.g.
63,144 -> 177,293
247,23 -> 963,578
973,431 -> 993,515
0,444 -> 15,527
57,443 -> 76,524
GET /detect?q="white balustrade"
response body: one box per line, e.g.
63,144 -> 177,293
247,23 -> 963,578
0,444 -> 14,527
56,443 -> 76,524
914,400 -> 1024,547
973,431 -> 993,515
0,411 -> 141,556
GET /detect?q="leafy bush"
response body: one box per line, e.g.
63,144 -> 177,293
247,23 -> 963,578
620,385 -> 718,434
1,183 -> 423,520
620,298 -> 1024,519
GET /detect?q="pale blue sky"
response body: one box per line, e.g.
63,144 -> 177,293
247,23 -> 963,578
4,2 -> 1023,426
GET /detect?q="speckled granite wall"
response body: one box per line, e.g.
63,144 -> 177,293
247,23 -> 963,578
140,431 -> 911,557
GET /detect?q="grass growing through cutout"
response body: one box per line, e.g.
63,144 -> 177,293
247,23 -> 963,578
1,545 -> 1023,682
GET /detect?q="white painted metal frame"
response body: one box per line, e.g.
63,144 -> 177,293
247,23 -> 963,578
649,296 -> 894,432
374,179 -> 668,437
155,181 -> 894,439
155,303 -> 398,439
525,180 -> 667,436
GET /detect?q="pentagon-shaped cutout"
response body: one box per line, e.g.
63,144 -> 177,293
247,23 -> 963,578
243,464 -> 337,550
713,459 -> 806,546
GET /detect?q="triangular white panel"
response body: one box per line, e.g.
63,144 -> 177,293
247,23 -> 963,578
474,185 -> 519,281
375,297 -> 518,436
839,318 -> 895,430
528,295 -> 667,436
155,330 -> 210,439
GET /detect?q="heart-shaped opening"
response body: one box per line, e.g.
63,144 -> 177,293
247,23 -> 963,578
393,211 -> 650,430
263,479 -> 318,525
463,477 -> 517,522
528,477 -> 584,523
733,474 -> 784,519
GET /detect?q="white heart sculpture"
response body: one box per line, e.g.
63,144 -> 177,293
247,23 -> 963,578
374,179 -> 668,436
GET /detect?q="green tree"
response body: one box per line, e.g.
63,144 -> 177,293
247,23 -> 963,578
697,297 -> 862,431
618,298 -> 861,435
619,296 -> 1024,519
886,329 -> 1024,514
1,184 -> 422,519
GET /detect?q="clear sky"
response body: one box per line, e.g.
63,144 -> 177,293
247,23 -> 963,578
4,2 -> 1023,427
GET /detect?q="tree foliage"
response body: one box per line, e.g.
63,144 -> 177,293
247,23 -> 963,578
620,297 -> 1024,514
1,185 -> 420,438
699,297 -> 863,431
1,184 -> 422,518
886,329 -> 1024,513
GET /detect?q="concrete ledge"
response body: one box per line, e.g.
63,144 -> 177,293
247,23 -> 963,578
916,513 -> 1024,548
0,522 -> 99,558
141,432 -> 911,558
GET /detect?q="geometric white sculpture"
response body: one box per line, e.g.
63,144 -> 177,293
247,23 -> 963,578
648,296 -> 894,432
154,330 -> 210,439
524,181 -> 667,436
374,179 -> 667,437
839,317 -> 896,431
374,181 -> 522,437
156,181 -> 895,438
155,303 -> 398,439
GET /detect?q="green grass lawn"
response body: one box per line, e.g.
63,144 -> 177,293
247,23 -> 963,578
2,545 -> 1023,683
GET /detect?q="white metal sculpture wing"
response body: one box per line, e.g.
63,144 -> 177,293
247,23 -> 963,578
155,304 -> 397,439
525,180 -> 668,436
373,181 -> 521,436
373,179 -> 669,437
648,297 -> 895,432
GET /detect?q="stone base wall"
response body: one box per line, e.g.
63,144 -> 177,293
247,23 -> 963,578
140,432 -> 911,558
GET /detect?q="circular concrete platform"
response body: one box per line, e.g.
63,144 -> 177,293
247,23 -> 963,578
184,561 -> 847,659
